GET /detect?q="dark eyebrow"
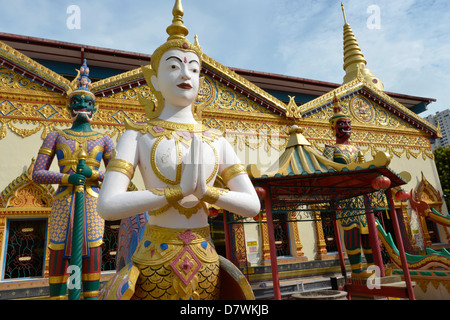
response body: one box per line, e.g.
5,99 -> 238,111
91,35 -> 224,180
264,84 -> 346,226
166,56 -> 183,63
189,60 -> 200,65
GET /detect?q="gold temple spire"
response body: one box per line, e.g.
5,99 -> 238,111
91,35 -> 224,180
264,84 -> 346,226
341,2 -> 384,90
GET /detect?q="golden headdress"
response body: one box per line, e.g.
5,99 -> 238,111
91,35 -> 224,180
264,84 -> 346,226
67,59 -> 95,100
329,93 -> 350,135
140,0 -> 203,120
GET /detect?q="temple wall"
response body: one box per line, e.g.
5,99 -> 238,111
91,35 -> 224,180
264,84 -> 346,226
297,220 -> 316,260
0,130 -> 51,191
243,221 -> 260,265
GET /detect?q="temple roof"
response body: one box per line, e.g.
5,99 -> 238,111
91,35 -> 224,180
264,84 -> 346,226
248,126 -> 401,178
0,32 -> 435,113
0,16 -> 440,138
298,74 -> 440,139
0,39 -> 70,93
248,126 -> 407,204
0,32 -> 287,116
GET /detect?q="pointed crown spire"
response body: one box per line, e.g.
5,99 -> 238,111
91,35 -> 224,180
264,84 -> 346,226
330,93 -> 349,122
341,2 -> 384,90
166,0 -> 189,41
68,58 -> 95,100
329,93 -> 350,135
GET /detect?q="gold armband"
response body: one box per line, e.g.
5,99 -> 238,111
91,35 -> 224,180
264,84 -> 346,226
89,170 -> 99,180
164,185 -> 184,204
39,146 -> 55,157
221,164 -> 247,185
106,158 -> 135,180
149,188 -> 165,196
201,186 -> 228,204
61,174 -> 70,184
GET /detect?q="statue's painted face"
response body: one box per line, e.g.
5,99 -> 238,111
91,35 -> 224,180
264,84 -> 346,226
335,118 -> 352,140
69,93 -> 96,122
151,49 -> 200,108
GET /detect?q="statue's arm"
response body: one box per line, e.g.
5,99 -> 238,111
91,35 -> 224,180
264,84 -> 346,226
32,131 -> 65,184
91,134 -> 115,182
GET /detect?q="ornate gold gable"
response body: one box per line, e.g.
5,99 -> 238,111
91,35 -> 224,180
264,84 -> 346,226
0,57 -> 71,140
291,3 -> 439,161
0,158 -> 54,208
412,172 -> 448,246
415,172 -> 443,208
0,41 -> 70,93
296,76 -> 437,160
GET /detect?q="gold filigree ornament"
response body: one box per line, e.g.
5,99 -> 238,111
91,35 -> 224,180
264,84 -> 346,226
200,186 -> 228,204
139,65 -> 164,120
286,96 -> 302,121
148,187 -> 207,219
0,119 -> 9,139
164,185 -> 184,204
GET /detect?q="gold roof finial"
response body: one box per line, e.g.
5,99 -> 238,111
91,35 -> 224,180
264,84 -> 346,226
341,2 -> 384,90
166,0 -> 189,41
341,2 -> 348,25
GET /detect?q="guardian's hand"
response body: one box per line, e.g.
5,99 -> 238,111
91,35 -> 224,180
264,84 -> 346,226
76,162 -> 93,178
68,173 -> 86,186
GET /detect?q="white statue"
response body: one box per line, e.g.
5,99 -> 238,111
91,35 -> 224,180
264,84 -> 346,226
97,0 -> 260,300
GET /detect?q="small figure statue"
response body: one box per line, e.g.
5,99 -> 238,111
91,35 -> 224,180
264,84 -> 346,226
97,0 -> 260,300
32,60 -> 115,299
323,95 -> 374,278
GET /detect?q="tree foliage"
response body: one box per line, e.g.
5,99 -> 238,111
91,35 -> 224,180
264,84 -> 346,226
433,146 -> 450,207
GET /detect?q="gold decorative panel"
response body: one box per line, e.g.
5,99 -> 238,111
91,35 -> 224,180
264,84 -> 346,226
300,93 -> 434,160
0,66 -> 50,92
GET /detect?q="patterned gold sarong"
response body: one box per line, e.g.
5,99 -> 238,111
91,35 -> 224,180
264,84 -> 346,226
99,225 -> 220,300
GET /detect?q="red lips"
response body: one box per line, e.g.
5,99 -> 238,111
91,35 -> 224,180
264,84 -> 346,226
177,83 -> 192,89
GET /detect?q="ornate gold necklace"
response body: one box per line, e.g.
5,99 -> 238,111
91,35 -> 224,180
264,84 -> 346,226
149,118 -> 209,132
58,129 -> 102,145
125,118 -> 222,144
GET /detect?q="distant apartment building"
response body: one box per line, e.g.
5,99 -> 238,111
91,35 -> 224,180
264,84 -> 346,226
425,108 -> 450,149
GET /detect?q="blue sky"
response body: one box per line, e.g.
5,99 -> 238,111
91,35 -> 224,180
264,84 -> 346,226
0,0 -> 448,117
